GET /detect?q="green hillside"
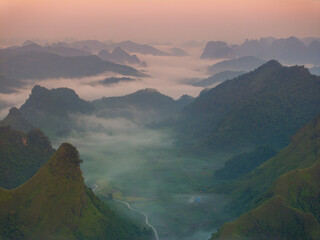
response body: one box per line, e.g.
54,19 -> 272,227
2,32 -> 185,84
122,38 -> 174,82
211,159 -> 320,240
177,60 -> 320,152
0,143 -> 148,240
219,114 -> 320,215
0,126 -> 54,189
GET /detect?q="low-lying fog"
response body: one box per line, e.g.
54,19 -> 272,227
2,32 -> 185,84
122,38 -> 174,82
52,113 -> 227,240
0,49 -> 221,118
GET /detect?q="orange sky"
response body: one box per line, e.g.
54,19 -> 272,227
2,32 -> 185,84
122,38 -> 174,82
0,0 -> 319,43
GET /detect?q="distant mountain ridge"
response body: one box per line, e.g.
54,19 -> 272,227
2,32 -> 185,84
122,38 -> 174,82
201,41 -> 235,59
193,70 -> 246,87
0,74 -> 22,93
233,36 -> 320,65
201,36 -> 320,64
92,88 -> 193,123
98,47 -> 145,66
0,42 -> 91,60
0,51 -> 143,80
110,40 -> 169,56
208,56 -> 266,74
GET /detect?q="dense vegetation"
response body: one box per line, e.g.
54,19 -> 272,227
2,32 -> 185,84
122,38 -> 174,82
0,143 -> 150,240
0,126 -> 54,189
217,114 -> 320,214
177,60 -> 320,153
213,145 -> 276,181
212,159 -> 320,239
210,114 -> 320,239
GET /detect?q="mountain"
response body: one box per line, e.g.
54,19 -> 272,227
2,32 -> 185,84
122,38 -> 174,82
110,41 -> 169,56
233,36 -> 320,65
216,113 -> 320,217
208,56 -> 266,74
232,37 -> 272,58
200,41 -> 235,59
211,115 -> 320,239
69,40 -> 110,53
0,107 -> 34,132
92,88 -> 190,123
176,94 -> 194,107
0,143 -> 148,240
0,51 -> 143,80
20,85 -> 95,136
175,60 -> 320,152
0,126 -> 54,189
98,47 -> 143,65
0,74 -> 22,93
268,36 -> 307,64
169,47 -> 188,56
0,42 -> 92,58
192,71 -> 246,87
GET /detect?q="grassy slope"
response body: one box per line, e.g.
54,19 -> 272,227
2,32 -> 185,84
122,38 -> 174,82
0,143 -> 145,240
211,159 -> 320,240
219,114 -> 320,214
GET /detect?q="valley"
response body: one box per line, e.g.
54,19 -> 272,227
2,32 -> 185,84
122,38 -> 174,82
1,35 -> 320,239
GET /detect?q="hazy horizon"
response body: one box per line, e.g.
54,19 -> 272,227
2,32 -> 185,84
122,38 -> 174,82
1,0 -> 319,45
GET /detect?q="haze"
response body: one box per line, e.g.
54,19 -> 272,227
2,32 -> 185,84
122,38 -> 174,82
1,0 -> 319,44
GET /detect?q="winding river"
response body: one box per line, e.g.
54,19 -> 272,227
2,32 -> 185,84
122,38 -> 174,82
92,184 -> 159,240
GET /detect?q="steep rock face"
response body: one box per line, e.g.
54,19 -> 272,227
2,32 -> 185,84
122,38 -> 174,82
200,41 -> 235,59
0,143 -> 144,240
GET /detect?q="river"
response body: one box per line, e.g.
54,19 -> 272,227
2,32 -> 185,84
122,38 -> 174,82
92,184 -> 159,240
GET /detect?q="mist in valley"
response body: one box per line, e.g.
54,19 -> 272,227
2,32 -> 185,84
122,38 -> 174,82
0,48 -> 228,239
52,112 -> 228,239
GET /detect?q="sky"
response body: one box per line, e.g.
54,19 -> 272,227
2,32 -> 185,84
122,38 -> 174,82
0,0 -> 319,44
